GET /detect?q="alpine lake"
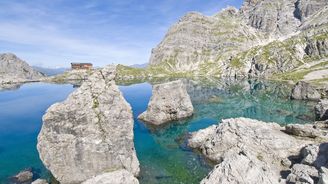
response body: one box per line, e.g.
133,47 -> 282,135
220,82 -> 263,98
0,78 -> 317,184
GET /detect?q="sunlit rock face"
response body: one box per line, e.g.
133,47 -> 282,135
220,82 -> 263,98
37,65 -> 139,184
147,0 -> 328,79
138,80 -> 194,125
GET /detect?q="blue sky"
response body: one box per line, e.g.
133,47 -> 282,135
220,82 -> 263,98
0,0 -> 243,68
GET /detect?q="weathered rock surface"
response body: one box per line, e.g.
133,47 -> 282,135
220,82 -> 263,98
316,100 -> 328,121
0,53 -> 44,84
319,167 -> 328,184
300,143 -> 328,168
286,164 -> 318,184
240,0 -> 300,36
81,169 -> 139,184
188,118 -> 328,184
285,124 -> 324,138
138,80 -> 194,125
37,65 -> 139,184
31,179 -> 48,184
291,81 -> 321,100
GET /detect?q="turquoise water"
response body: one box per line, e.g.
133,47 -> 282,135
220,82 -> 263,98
0,79 -> 316,183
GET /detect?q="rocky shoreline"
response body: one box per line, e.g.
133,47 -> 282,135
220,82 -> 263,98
188,118 -> 328,184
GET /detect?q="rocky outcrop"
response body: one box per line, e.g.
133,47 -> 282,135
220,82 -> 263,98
316,100 -> 328,121
37,65 -> 139,184
295,0 -> 328,22
305,36 -> 328,57
291,81 -> 321,100
138,80 -> 193,125
188,118 -> 328,184
82,170 -> 139,184
0,53 -> 44,84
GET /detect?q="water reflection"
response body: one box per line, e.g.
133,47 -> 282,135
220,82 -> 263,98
119,77 -> 316,184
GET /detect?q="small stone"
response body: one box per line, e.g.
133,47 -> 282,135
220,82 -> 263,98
281,158 -> 292,167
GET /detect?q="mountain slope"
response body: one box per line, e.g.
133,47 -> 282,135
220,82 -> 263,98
149,7 -> 265,74
117,0 -> 328,82
0,53 -> 45,83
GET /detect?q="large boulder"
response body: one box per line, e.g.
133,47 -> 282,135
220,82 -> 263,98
37,65 -> 139,184
138,80 -> 194,125
291,81 -> 321,101
316,99 -> 328,121
82,169 -> 139,184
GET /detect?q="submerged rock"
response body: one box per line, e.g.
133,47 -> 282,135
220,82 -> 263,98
291,81 -> 321,101
37,65 -> 139,184
316,99 -> 328,121
11,168 -> 33,184
82,169 -> 139,184
138,80 -> 194,125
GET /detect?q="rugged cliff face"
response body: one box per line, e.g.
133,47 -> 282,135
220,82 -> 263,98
0,53 -> 44,83
149,7 -> 264,75
143,0 -> 328,81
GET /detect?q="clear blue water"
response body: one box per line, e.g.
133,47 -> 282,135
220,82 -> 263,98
0,83 -> 75,183
0,79 -> 316,183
